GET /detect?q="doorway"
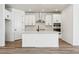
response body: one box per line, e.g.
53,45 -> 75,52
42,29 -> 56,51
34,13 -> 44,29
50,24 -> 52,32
5,19 -> 15,48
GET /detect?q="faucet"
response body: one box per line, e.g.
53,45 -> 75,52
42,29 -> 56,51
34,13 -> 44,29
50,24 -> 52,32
37,25 -> 39,32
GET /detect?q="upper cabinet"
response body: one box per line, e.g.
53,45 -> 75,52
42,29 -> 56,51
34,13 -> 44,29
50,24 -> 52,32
24,13 -> 61,26
25,14 -> 36,25
5,9 -> 11,20
45,14 -> 52,25
53,14 -> 61,23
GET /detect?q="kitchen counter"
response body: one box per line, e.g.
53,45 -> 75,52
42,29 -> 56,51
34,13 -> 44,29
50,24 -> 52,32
22,31 -> 59,47
23,31 -> 59,34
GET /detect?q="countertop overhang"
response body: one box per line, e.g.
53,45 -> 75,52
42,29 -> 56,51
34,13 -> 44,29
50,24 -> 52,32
22,31 -> 59,34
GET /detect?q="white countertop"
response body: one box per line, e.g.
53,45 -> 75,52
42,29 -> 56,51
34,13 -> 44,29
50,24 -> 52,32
22,31 -> 59,34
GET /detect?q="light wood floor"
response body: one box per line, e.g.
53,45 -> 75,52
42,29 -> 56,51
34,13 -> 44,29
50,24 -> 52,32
5,39 -> 72,48
0,39 -> 79,54
0,46 -> 79,54
59,39 -> 72,48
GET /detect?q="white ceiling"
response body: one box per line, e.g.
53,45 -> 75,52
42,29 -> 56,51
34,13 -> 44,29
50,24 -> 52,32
5,4 -> 70,12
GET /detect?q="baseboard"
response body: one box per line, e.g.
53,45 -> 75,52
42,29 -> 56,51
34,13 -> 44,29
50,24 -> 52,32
5,41 -> 14,43
15,39 -> 22,41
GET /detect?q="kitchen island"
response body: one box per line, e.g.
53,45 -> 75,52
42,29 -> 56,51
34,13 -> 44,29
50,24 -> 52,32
22,31 -> 59,47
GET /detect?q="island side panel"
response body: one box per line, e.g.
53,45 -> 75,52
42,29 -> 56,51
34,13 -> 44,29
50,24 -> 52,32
22,33 -> 59,47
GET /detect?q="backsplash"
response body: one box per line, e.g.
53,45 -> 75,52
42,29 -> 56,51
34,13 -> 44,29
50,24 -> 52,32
25,23 -> 53,31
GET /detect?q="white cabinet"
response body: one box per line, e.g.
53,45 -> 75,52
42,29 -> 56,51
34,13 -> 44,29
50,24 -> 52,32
25,15 -> 35,25
5,9 -> 11,20
22,32 -> 59,47
40,13 -> 46,21
31,15 -> 36,25
53,14 -> 62,38
45,15 -> 52,25
24,15 -> 29,25
53,14 -> 61,23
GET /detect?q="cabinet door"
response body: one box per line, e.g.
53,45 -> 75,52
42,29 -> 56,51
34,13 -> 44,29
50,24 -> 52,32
25,15 -> 29,25
29,15 -> 32,25
40,13 -> 46,21
45,15 -> 52,25
25,15 -> 35,25
53,14 -> 61,23
31,15 -> 35,25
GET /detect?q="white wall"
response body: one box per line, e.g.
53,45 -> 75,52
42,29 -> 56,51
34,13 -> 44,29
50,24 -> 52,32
62,4 -> 79,46
5,8 -> 25,41
73,4 -> 79,46
11,8 -> 25,40
0,4 -> 5,46
5,9 -> 13,41
5,9 -> 11,20
5,19 -> 12,41
61,5 -> 73,45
